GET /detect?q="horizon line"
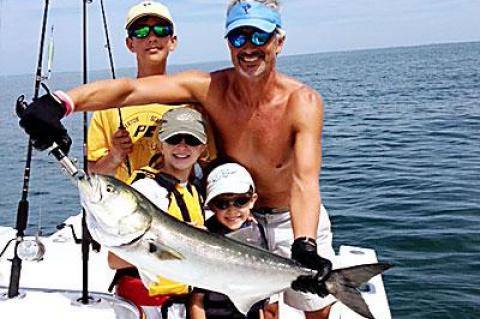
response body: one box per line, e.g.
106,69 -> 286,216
1,39 -> 479,78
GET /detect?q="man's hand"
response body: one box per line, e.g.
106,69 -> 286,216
291,237 -> 332,297
18,92 -> 71,153
110,128 -> 133,163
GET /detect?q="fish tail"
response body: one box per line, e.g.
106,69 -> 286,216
326,262 -> 392,319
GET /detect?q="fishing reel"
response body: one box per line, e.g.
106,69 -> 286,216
16,233 -> 46,262
15,95 -> 28,118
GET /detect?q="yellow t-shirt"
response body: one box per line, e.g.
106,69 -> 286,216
88,104 -> 216,183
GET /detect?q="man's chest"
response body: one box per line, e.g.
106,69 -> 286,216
210,104 -> 293,165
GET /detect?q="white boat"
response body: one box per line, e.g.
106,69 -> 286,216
0,215 -> 140,319
0,213 -> 392,319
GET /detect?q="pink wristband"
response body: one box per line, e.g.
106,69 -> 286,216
54,90 -> 75,116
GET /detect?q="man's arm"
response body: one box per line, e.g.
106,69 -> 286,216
289,86 -> 324,239
18,70 -> 212,152
69,70 -> 211,112
289,86 -> 332,294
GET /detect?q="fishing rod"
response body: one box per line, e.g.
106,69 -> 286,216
98,0 -> 132,176
45,25 -> 55,81
80,0 -> 94,305
7,0 -> 51,299
99,0 -> 116,80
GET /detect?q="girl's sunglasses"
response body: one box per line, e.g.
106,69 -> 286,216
210,194 -> 252,210
129,24 -> 173,39
227,29 -> 275,49
164,134 -> 203,146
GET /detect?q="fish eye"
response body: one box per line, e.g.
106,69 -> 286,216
106,184 -> 115,193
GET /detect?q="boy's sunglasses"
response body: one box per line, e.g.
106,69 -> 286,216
129,24 -> 173,39
210,194 -> 252,210
227,29 -> 275,49
164,134 -> 203,146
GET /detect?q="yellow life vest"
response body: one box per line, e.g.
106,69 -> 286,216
128,167 -> 205,296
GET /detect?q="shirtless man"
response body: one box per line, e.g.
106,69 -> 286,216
19,1 -> 334,318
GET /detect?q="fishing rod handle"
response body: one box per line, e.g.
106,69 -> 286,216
48,143 -> 85,179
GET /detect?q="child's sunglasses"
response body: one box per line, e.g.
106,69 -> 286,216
210,194 -> 252,210
164,134 -> 203,146
227,29 -> 274,49
129,24 -> 173,39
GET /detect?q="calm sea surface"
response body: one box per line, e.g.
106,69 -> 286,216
1,42 -> 479,318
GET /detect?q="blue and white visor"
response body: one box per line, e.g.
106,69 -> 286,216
225,1 -> 282,36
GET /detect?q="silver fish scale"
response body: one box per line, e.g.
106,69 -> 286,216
149,213 -> 313,278
83,175 -> 320,313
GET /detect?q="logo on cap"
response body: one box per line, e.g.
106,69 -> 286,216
176,113 -> 195,122
241,3 -> 251,14
210,168 -> 238,184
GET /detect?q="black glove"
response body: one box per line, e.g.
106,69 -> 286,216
290,237 -> 332,297
17,93 -> 71,154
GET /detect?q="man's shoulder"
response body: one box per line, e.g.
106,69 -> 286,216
282,77 -> 324,125
278,73 -> 321,100
210,67 -> 234,82
281,75 -> 322,108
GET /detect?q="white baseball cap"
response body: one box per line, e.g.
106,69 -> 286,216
125,1 -> 175,31
205,163 -> 255,205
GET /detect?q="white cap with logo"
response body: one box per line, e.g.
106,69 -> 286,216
125,1 -> 175,31
205,163 -> 255,205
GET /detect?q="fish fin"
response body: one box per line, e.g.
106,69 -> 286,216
226,223 -> 267,249
228,293 -> 264,315
327,263 -> 393,319
332,281 -> 374,319
148,242 -> 184,260
335,262 -> 392,288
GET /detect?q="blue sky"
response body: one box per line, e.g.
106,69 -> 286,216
0,0 -> 479,75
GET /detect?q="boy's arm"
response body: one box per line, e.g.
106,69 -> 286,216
88,128 -> 133,176
189,292 -> 207,319
107,251 -> 133,270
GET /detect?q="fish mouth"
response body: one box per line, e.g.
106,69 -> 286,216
78,174 -> 102,203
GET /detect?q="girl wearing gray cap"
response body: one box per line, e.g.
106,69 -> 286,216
109,107 -> 208,319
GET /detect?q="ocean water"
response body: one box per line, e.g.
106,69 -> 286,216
1,41 -> 479,318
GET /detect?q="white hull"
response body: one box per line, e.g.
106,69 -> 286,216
0,215 -> 391,318
0,288 -> 140,319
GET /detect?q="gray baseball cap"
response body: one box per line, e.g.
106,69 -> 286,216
159,107 -> 207,144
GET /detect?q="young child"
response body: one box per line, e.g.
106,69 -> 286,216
109,107 -> 208,319
189,163 -> 265,319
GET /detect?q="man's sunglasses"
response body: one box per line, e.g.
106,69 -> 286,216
164,134 -> 203,146
129,24 -> 173,39
227,29 -> 275,49
210,194 -> 252,210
